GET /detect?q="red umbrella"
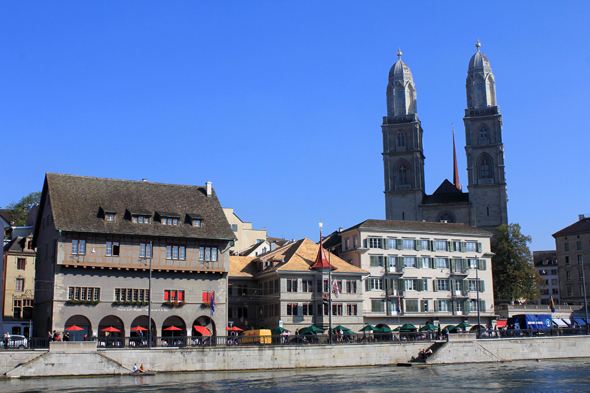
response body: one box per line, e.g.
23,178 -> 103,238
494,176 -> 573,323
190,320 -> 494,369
101,326 -> 121,332
226,326 -> 243,332
65,325 -> 85,331
193,325 -> 211,336
130,326 -> 148,331
163,326 -> 182,331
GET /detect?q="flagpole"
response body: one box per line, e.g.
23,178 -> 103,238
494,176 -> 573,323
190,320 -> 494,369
328,246 -> 333,344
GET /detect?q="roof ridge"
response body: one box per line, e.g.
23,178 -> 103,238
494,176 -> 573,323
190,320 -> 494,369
47,172 -> 207,189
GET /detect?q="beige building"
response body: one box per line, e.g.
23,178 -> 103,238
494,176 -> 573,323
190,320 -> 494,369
229,238 -> 368,332
223,208 -> 267,254
339,219 -> 495,330
2,234 -> 36,336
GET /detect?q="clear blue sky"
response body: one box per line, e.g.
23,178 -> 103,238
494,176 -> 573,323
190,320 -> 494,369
1,2 -> 588,251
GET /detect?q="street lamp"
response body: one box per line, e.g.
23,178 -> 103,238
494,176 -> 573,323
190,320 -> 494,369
319,222 -> 333,345
474,252 -> 494,339
139,241 -> 153,348
582,256 -> 589,335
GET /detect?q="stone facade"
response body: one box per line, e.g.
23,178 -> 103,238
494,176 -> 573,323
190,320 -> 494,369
533,250 -> 560,305
383,42 -> 508,232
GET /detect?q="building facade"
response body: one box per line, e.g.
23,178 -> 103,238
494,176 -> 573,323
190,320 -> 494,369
228,238 -> 368,332
223,208 -> 267,254
532,250 -> 559,306
383,42 -> 508,232
32,173 -> 235,340
2,234 -> 36,336
339,219 -> 495,329
553,215 -> 590,305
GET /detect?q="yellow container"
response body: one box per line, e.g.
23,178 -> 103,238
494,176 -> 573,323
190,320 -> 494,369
240,329 -> 272,344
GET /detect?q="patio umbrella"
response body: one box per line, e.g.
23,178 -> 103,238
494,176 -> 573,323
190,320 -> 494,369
397,324 -> 417,332
226,326 -> 244,332
455,322 -> 472,330
193,325 -> 211,336
298,325 -> 325,335
442,325 -> 457,332
65,325 -> 84,331
374,326 -> 393,333
164,325 -> 183,341
272,326 -> 289,335
419,323 -> 438,332
359,324 -> 376,332
332,325 -> 354,335
130,326 -> 148,331
101,326 -> 121,332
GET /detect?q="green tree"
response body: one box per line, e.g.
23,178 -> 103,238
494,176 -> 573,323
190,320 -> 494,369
6,191 -> 42,227
491,223 -> 543,304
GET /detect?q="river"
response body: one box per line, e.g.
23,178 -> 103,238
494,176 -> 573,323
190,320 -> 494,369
2,358 -> 589,392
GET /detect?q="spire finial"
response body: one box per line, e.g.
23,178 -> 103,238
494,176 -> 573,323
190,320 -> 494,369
475,39 -> 481,51
397,47 -> 402,59
452,122 -> 454,134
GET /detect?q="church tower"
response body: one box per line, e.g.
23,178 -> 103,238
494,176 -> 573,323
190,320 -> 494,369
383,49 -> 425,221
463,40 -> 508,230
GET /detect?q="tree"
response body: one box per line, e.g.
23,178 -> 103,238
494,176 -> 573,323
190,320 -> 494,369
6,191 -> 41,227
491,223 -> 543,304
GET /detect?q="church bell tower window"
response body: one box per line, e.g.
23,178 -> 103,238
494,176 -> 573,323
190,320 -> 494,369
397,133 -> 405,147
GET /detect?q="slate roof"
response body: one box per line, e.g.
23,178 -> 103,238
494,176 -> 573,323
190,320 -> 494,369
4,236 -> 35,255
553,217 -> 590,238
422,179 -> 470,205
35,173 -> 235,241
533,250 -> 557,267
342,219 -> 492,236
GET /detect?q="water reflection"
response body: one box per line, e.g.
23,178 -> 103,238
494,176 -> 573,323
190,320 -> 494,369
3,359 -> 590,392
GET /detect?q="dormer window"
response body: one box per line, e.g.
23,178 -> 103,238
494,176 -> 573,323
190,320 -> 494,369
106,213 -> 115,222
132,216 -> 151,224
193,219 -> 202,227
162,218 -> 178,225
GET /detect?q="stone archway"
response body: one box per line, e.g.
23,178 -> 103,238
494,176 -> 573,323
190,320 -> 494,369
64,315 -> 92,341
162,316 -> 186,346
130,315 -> 156,347
193,315 -> 216,336
98,315 -> 125,338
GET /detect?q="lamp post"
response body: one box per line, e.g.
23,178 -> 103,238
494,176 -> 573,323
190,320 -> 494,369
475,255 -> 481,339
140,241 -> 153,348
319,222 -> 333,344
582,256 -> 589,335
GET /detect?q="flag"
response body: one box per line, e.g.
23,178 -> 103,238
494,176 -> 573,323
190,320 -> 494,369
332,280 -> 340,298
211,292 -> 215,316
550,296 -> 556,313
398,296 -> 402,315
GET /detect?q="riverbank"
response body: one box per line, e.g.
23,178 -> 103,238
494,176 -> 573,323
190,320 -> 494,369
3,336 -> 590,378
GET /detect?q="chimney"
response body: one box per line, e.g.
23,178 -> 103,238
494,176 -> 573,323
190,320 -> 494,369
339,227 -> 343,232
206,181 -> 212,197
579,214 -> 586,221
270,243 -> 276,251
142,179 -> 148,182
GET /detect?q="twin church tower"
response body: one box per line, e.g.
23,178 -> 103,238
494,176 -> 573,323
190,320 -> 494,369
382,41 -> 508,232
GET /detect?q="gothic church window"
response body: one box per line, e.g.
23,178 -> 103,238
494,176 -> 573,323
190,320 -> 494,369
479,126 -> 488,139
397,133 -> 405,147
479,156 -> 492,179
398,165 -> 408,185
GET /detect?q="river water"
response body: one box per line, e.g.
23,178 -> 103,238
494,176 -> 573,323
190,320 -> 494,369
2,358 -> 590,392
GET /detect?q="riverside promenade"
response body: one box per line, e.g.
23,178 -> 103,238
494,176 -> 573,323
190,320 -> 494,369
3,335 -> 590,378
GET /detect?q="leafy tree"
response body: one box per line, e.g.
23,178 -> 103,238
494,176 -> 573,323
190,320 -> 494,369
491,223 -> 543,304
6,191 -> 42,227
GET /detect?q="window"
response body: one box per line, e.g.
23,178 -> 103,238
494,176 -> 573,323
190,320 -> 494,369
577,241 -> 583,250
231,224 -> 238,231
16,278 -> 24,292
17,258 -> 26,270
302,279 -> 313,292
368,238 -> 384,249
287,303 -> 298,316
436,258 -> 449,269
435,241 -> 448,251
403,239 -> 415,250
439,214 -> 454,223
465,242 -> 477,252
479,125 -> 488,139
72,239 -> 86,255
398,165 -> 408,185
405,299 -> 419,312
579,270 -> 584,280
140,243 -> 152,258
106,241 -> 120,256
567,286 -> 572,296
370,255 -> 384,267
438,300 -> 450,312
368,278 -> 383,290
164,290 -> 184,302
324,279 -> 329,292
551,269 -> 558,275
353,237 -> 358,248
13,300 -> 21,319
578,255 -> 583,265
420,240 -> 430,251
403,257 -> 416,268
565,243 -> 570,251
480,156 -> 492,179
468,259 -> 477,269
371,299 -> 385,312
436,279 -> 449,291
397,132 -> 405,147
132,216 -> 151,224
469,280 -> 478,292
347,304 -> 358,316
405,279 -> 416,291
106,213 -> 115,222
161,218 -> 179,225
565,256 -> 570,265
199,247 -> 217,262
332,303 -> 343,316
552,288 -> 559,295
345,239 -> 350,250
551,278 -> 558,285
70,286 -> 101,301
566,271 -> 572,281
287,279 -> 298,292
346,280 -> 357,293
237,306 -> 248,318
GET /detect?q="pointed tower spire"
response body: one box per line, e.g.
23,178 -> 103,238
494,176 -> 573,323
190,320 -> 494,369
310,222 -> 335,270
452,124 -> 461,191
397,47 -> 402,59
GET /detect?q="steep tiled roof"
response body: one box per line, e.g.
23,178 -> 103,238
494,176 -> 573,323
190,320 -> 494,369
38,173 -> 235,240
533,250 -> 557,267
553,217 -> 590,238
257,238 -> 367,275
229,256 -> 257,278
4,236 -> 35,254
342,219 -> 492,236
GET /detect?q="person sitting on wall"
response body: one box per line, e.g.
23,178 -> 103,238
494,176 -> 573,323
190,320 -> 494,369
133,363 -> 139,373
139,364 -> 146,373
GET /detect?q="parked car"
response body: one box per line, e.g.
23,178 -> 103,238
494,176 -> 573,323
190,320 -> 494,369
1,334 -> 28,349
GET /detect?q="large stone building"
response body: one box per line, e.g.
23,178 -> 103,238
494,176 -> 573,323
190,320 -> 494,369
553,215 -> 590,305
383,42 -> 508,232
228,238 -> 368,332
2,234 -> 36,336
532,250 -> 560,306
32,173 -> 235,341
339,219 -> 495,329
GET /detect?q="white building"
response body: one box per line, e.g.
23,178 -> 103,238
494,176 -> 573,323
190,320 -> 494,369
223,208 -> 266,253
339,219 -> 496,330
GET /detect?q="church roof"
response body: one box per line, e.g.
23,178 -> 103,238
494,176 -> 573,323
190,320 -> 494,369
422,180 -> 469,205
552,217 -> 590,238
468,40 -> 492,73
389,49 -> 413,84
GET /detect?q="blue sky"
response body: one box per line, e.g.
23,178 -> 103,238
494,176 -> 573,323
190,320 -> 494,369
1,2 -> 588,251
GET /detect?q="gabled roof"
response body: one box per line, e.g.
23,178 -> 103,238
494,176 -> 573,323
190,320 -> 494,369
342,219 -> 492,236
4,236 -> 35,254
229,256 -> 258,278
553,217 -> 590,238
33,173 -> 235,243
422,180 -> 469,205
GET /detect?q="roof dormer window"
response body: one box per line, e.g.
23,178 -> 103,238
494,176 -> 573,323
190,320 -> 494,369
193,219 -> 202,227
106,213 -> 116,222
162,218 -> 178,226
132,216 -> 151,224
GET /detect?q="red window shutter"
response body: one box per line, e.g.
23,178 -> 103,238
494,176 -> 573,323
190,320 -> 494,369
171,291 -> 176,299
207,291 -> 212,302
178,291 -> 184,301
164,291 -> 169,301
202,292 -> 207,302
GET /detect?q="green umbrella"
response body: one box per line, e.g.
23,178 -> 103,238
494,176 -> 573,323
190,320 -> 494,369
442,325 -> 457,332
374,326 -> 393,333
332,325 -> 354,335
298,325 -> 325,335
395,324 -> 417,332
359,324 -> 376,332
272,326 -> 289,335
419,323 -> 438,332
455,322 -> 472,330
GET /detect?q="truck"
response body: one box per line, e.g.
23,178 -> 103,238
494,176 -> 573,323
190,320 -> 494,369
507,314 -> 552,330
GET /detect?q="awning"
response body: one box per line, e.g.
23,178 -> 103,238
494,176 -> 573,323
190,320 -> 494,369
553,318 -> 567,327
574,318 -> 587,326
496,320 -> 507,328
